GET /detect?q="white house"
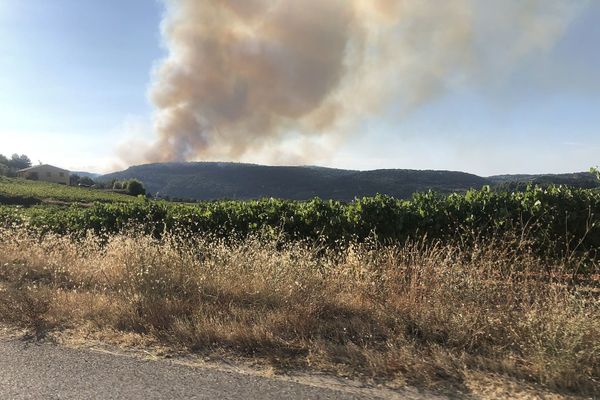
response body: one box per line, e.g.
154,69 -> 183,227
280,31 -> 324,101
17,164 -> 70,185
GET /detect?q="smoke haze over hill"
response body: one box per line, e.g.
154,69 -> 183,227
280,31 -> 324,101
125,0 -> 587,166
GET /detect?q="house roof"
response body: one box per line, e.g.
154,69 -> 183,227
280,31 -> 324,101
17,164 -> 70,173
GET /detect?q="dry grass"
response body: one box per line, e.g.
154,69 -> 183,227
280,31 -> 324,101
0,227 -> 598,396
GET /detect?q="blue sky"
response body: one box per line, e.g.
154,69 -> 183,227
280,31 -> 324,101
0,0 -> 163,171
0,0 -> 599,175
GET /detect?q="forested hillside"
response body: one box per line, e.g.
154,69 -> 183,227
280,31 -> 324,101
100,162 -> 599,201
100,162 -> 490,201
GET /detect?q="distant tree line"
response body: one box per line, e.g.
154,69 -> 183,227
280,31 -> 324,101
0,153 -> 32,177
111,179 -> 146,196
69,174 -> 96,187
69,174 -> 146,197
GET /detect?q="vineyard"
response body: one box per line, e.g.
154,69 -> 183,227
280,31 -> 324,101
2,185 -> 600,261
0,177 -> 135,205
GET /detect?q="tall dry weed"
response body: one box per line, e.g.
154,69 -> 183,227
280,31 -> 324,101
0,227 -> 598,394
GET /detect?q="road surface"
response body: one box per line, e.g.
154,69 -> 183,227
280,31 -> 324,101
0,338 -> 430,400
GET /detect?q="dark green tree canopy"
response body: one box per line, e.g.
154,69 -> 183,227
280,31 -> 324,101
78,176 -> 95,187
0,153 -> 32,176
126,179 -> 146,196
9,154 -> 32,170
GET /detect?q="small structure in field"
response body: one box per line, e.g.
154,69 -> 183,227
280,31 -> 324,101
17,164 -> 70,185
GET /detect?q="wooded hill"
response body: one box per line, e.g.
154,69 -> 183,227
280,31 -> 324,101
100,162 -> 599,201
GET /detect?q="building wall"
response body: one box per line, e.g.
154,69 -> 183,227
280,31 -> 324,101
17,166 -> 70,185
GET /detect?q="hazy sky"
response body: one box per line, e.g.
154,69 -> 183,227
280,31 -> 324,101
0,0 -> 599,175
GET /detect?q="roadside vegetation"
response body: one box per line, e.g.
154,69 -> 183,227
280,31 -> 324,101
0,228 -> 598,396
0,178 -> 599,396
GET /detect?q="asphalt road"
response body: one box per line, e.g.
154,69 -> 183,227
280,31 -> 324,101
0,339 -> 421,400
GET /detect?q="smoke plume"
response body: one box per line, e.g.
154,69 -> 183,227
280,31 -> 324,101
140,0 -> 587,164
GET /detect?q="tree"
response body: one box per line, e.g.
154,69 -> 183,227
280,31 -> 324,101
591,167 -> 600,181
79,176 -> 95,187
0,163 -> 8,176
9,154 -> 31,170
92,180 -> 110,189
70,174 -> 81,186
126,179 -> 146,196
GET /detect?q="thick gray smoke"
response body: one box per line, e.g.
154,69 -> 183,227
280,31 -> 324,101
139,0 -> 587,164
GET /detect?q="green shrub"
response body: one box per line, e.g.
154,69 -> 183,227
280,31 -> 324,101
126,179 -> 146,196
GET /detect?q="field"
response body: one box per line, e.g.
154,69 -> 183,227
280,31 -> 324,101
0,177 -> 135,205
0,180 -> 599,397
